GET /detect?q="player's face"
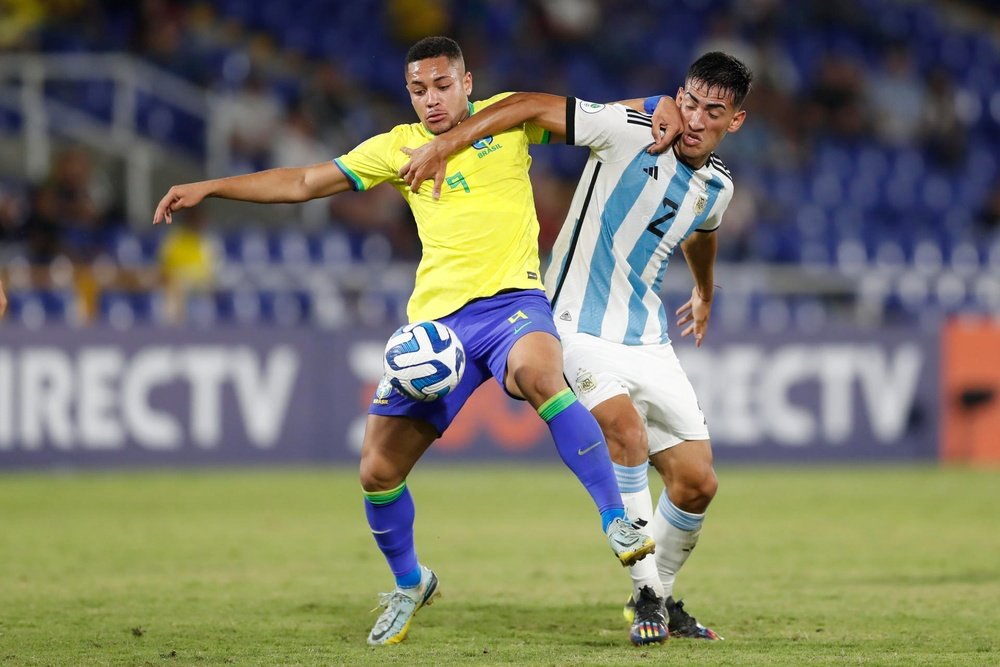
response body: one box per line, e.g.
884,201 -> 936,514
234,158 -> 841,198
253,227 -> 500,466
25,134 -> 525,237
673,79 -> 746,168
406,56 -> 473,135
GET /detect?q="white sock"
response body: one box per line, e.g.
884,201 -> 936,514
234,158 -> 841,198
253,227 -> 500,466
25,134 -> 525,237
651,489 -> 704,599
614,463 -> 664,599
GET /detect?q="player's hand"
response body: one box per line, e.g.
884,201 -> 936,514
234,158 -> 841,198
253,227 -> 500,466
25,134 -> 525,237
399,143 -> 448,200
0,278 -> 7,320
676,286 -> 712,347
648,96 -> 682,155
153,183 -> 209,225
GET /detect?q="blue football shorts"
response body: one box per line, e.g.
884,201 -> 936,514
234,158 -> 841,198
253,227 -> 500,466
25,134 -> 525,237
368,289 -> 559,435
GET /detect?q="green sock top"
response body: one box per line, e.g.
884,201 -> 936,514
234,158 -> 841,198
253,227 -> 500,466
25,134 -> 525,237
537,388 -> 576,422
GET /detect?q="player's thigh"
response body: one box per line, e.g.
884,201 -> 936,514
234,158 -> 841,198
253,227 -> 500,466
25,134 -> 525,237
630,343 -> 710,457
359,414 -> 438,491
503,331 -> 566,402
462,290 -> 564,403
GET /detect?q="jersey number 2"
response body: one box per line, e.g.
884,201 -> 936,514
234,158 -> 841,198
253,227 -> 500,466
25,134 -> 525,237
646,196 -> 679,238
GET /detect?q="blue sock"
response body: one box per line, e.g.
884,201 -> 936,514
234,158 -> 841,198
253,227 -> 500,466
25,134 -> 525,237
538,388 -> 625,532
363,481 -> 421,588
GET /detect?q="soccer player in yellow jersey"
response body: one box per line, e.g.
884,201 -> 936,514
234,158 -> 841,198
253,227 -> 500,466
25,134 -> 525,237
154,36 -> 681,646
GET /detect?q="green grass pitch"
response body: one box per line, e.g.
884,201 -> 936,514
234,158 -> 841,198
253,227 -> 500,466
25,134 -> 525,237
1,465 -> 998,666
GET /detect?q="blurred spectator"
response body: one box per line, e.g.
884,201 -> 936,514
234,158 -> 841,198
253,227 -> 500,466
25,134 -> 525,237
388,0 -> 452,43
215,72 -> 284,173
534,0 -> 601,43
804,54 -> 868,141
158,207 -> 216,324
693,11 -> 758,74
921,66 -> 969,169
866,43 -> 927,146
23,147 -> 114,263
271,104 -> 332,226
302,62 -> 364,151
0,0 -> 44,49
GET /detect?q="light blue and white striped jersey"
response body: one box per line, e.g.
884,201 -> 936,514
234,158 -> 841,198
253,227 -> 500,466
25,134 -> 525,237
544,98 -> 734,346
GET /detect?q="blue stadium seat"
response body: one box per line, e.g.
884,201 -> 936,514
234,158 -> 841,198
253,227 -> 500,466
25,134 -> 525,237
98,291 -> 163,329
6,290 -> 77,328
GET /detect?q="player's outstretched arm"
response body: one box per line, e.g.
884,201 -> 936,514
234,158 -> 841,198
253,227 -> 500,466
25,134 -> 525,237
676,231 -> 718,347
153,161 -> 352,225
616,96 -> 682,154
399,92 -> 567,199
0,278 -> 7,319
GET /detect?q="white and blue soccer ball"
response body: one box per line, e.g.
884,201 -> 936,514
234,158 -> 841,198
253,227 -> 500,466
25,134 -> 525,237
383,320 -> 465,401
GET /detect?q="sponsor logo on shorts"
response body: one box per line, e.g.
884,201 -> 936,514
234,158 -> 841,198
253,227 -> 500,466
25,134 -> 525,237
372,376 -> 393,405
559,311 -> 572,321
576,369 -> 597,393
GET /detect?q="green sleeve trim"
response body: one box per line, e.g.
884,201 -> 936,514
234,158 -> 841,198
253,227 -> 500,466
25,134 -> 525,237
363,481 -> 406,505
540,129 -> 551,145
333,158 -> 365,192
537,387 -> 576,422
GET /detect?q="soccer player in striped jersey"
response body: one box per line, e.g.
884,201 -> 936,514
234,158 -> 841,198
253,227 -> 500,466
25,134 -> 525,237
400,51 -> 752,645
153,36 -> 675,647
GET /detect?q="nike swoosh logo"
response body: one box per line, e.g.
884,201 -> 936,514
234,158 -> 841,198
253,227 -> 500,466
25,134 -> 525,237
369,611 -> 403,640
371,528 -> 392,535
578,442 -> 602,456
513,322 -> 531,334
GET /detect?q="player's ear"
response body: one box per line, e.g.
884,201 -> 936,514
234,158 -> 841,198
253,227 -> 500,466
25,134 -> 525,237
675,86 -> 684,105
463,70 -> 473,96
727,109 -> 746,133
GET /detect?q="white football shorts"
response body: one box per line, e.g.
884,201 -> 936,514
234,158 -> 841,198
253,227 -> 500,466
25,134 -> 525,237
560,331 -> 709,455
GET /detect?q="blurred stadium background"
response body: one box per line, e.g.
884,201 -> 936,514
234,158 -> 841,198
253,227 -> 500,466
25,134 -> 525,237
1,0 -> 999,466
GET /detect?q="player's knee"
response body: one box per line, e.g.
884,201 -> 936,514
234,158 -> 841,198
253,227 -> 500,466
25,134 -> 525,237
696,467 -> 719,504
671,463 -> 717,511
358,456 -> 404,493
510,366 -> 565,406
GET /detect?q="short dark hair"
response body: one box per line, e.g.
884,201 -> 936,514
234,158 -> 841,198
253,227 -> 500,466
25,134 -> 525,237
686,52 -> 753,108
405,36 -> 464,66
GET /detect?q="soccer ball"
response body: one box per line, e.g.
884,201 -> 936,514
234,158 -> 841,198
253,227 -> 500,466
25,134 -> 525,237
383,321 -> 465,401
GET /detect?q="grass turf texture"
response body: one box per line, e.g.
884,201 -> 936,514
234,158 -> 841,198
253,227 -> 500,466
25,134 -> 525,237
1,466 -> 998,666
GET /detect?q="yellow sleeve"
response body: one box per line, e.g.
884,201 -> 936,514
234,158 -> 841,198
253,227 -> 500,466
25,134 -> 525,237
333,130 -> 399,192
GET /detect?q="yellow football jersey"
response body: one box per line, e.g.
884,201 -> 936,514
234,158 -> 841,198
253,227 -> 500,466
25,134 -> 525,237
334,92 -> 551,322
